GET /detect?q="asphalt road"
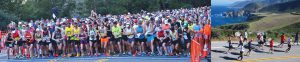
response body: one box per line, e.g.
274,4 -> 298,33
0,51 -> 210,62
212,41 -> 300,62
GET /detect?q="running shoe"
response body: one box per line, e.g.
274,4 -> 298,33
164,53 -> 168,56
94,53 -> 99,56
68,54 -> 72,57
54,53 -> 59,57
76,53 -> 80,57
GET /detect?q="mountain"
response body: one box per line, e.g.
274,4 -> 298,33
259,0 -> 300,13
241,2 -> 263,12
229,1 -> 252,8
230,0 -> 296,12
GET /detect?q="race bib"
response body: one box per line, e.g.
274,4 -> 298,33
184,35 -> 188,39
9,44 -> 13,47
67,32 -> 71,35
137,33 -> 141,37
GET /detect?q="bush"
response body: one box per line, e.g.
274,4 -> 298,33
219,23 -> 249,30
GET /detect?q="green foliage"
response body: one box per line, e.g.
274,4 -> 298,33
212,28 -> 237,40
274,22 -> 300,33
219,23 -> 249,30
0,10 -> 20,30
0,0 -> 210,30
247,14 -> 265,22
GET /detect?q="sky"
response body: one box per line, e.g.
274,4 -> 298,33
212,0 -> 246,6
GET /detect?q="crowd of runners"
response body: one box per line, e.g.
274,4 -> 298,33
0,6 -> 211,59
225,31 -> 299,61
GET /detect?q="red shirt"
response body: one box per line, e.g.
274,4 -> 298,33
281,35 -> 285,42
270,39 -> 274,47
157,31 -> 164,37
13,30 -> 20,38
25,30 -> 32,39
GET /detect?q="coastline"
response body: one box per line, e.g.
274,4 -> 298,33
212,12 -> 300,41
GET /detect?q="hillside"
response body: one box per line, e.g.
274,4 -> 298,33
259,0 -> 300,13
248,13 -> 300,32
229,1 -> 252,8
242,2 -> 264,12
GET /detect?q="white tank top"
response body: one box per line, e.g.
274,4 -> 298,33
125,28 -> 134,38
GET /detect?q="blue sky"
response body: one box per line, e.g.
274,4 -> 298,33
212,0 -> 246,6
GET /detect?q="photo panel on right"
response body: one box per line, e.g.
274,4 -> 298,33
211,0 -> 300,62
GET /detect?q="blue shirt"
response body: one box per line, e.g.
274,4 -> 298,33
193,25 -> 200,31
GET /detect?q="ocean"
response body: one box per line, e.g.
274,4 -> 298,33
211,5 -> 248,27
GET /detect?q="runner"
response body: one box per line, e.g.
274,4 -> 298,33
79,27 -> 88,56
88,24 -> 98,56
278,33 -> 286,48
36,24 -> 43,58
5,32 -> 14,59
99,24 -> 109,56
163,30 -> 172,56
48,23 -> 56,57
257,33 -> 264,50
135,22 -> 146,55
285,37 -> 292,53
145,22 -> 155,55
42,27 -> 51,58
65,23 -> 73,57
171,26 -> 179,56
244,31 -> 248,42
73,24 -> 81,57
245,39 -> 253,56
237,35 -> 244,48
294,32 -> 299,45
269,38 -> 274,54
237,41 -> 244,61
52,28 -> 63,57
226,35 -> 233,54
24,25 -> 34,58
124,24 -> 135,56
112,22 -> 122,55
263,33 -> 267,45
156,27 -> 165,56
16,23 -> 26,59
183,27 -> 191,56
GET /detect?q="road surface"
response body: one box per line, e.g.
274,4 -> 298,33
0,51 -> 211,62
212,41 -> 300,62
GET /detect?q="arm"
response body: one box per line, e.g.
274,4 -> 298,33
52,31 -> 55,40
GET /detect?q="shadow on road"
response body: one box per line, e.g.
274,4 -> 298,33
273,49 -> 285,52
253,49 -> 268,53
223,46 -> 236,49
230,52 -> 240,55
220,56 -> 238,60
211,50 -> 225,53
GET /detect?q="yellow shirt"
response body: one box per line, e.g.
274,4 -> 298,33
112,25 -> 122,38
65,26 -> 73,37
188,24 -> 195,31
74,28 -> 80,35
73,27 -> 80,40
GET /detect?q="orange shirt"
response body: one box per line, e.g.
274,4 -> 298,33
204,24 -> 211,36
162,24 -> 170,30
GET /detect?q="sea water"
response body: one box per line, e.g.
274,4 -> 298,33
211,5 -> 248,27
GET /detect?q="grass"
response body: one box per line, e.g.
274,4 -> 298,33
212,13 -> 300,41
248,13 -> 300,32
